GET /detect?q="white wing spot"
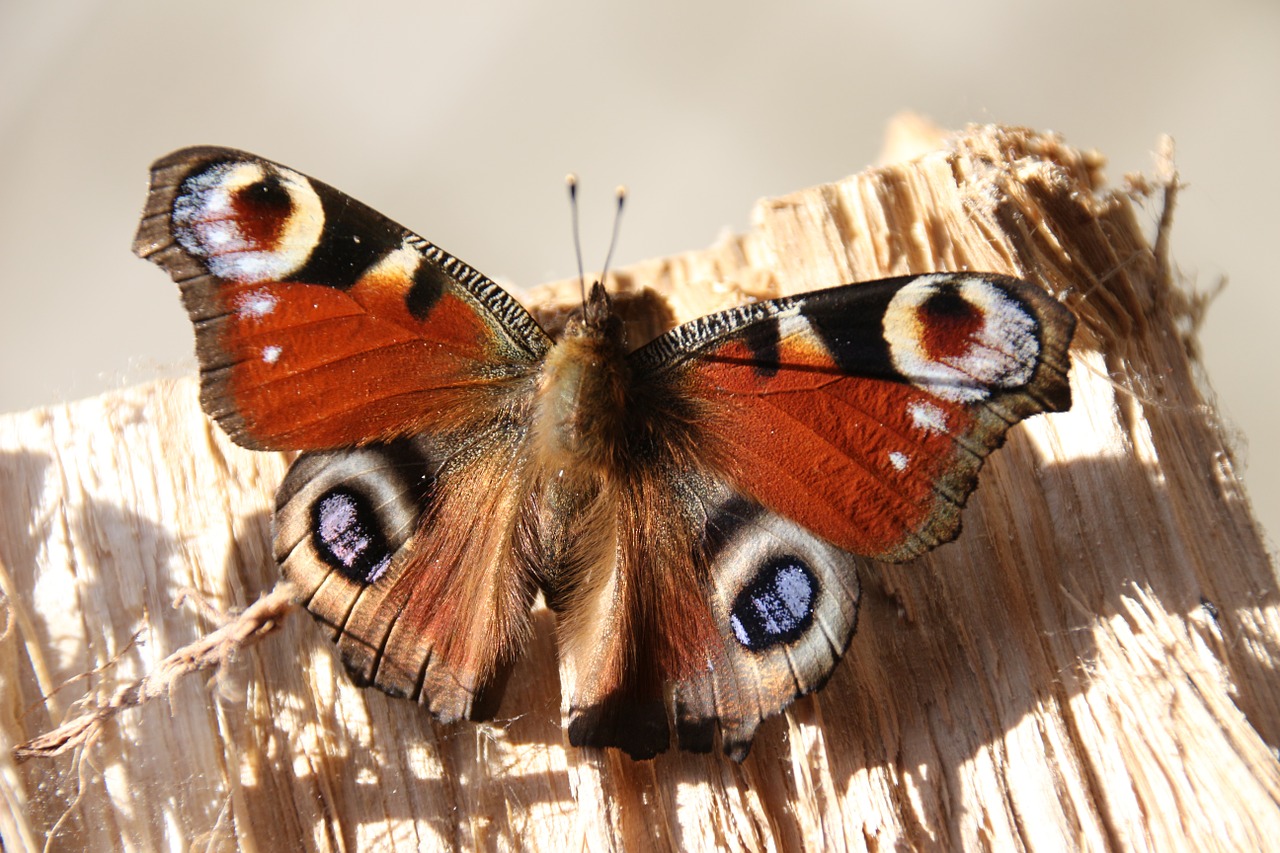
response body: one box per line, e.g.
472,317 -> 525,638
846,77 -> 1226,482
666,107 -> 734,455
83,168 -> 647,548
262,345 -> 282,364
203,223 -> 235,247
237,289 -> 278,318
908,400 -> 948,434
775,306 -> 814,341
368,242 -> 424,281
889,451 -> 910,471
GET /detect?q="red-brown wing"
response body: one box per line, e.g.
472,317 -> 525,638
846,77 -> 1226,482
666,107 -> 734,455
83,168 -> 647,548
554,469 -> 866,762
133,147 -> 550,451
633,272 -> 1075,563
273,432 -> 540,724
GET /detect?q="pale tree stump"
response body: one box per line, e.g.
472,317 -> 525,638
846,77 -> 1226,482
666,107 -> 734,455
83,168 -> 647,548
2,121 -> 1277,850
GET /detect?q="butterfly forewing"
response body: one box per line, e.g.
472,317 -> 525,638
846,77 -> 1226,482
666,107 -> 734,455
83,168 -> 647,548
637,273 -> 1075,563
133,146 -> 550,452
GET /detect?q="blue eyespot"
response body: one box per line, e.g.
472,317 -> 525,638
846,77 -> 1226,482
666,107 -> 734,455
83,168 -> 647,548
312,488 -> 392,584
729,558 -> 818,651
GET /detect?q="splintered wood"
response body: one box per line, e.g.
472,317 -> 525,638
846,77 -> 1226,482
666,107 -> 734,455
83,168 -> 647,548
3,123 -> 1278,850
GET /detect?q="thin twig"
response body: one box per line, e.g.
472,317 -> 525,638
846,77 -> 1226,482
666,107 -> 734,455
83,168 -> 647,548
14,582 -> 298,761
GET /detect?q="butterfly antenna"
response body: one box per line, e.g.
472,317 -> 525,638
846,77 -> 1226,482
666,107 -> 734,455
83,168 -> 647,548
566,173 -> 586,307
600,184 -> 627,286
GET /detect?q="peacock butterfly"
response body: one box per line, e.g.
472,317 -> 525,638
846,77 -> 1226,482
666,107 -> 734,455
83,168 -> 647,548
133,147 -> 1075,761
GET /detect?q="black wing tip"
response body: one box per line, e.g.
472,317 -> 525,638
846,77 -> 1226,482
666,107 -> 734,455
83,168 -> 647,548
674,716 -> 756,762
466,662 -> 515,722
567,700 -> 671,760
148,145 -> 263,172
1042,372 -> 1073,413
673,717 -> 717,755
135,147 -> 276,254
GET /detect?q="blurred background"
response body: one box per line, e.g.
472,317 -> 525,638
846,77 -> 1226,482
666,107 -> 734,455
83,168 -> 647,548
2,1 -> 1276,542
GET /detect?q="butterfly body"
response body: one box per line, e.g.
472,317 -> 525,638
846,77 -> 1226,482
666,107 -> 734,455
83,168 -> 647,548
533,286 -> 632,475
135,147 -> 1075,761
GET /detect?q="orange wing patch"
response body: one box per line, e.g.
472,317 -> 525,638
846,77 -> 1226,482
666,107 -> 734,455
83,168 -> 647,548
135,147 -> 551,452
667,274 -> 1074,563
691,342 -> 975,560
214,276 -> 510,449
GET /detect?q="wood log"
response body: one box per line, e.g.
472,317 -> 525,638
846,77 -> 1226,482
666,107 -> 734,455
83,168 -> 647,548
2,121 -> 1278,850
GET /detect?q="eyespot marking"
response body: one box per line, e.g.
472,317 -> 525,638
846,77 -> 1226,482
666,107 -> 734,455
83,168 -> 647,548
729,558 -> 818,651
885,276 -> 1040,402
312,488 -> 393,584
172,160 -> 324,284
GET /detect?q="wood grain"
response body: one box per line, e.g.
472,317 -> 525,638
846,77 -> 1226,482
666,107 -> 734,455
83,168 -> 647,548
3,121 -> 1278,850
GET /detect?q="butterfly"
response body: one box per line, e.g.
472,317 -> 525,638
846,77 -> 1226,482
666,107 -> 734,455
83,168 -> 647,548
133,147 -> 1075,761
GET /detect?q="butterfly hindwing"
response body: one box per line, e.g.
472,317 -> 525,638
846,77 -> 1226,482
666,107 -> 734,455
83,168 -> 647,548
673,485 -> 862,761
132,146 -> 550,451
274,428 -> 541,722
552,468 -> 864,761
